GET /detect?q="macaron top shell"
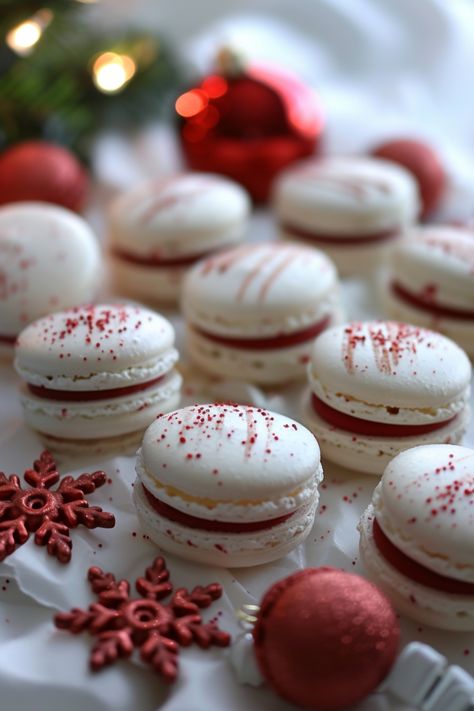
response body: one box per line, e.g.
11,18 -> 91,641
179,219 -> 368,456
310,321 -> 471,417
374,444 -> 474,581
139,403 -> 320,503
0,202 -> 100,337
15,303 -> 177,388
109,173 -> 250,257
391,226 -> 474,309
182,243 -> 338,336
274,157 -> 420,234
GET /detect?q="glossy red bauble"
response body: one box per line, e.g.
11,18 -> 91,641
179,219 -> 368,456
253,567 -> 400,711
372,138 -> 445,219
177,64 -> 323,202
0,141 -> 88,212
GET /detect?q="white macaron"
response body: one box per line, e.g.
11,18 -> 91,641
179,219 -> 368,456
134,403 -> 323,567
273,157 -> 420,275
0,202 -> 100,355
182,242 -> 342,385
381,226 -> 474,357
15,303 -> 182,456
359,444 -> 474,630
108,172 -> 250,304
304,321 -> 471,474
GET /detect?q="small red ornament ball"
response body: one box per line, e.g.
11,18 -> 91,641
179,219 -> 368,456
0,141 -> 88,212
177,61 -> 323,203
253,568 -> 400,711
371,138 -> 445,219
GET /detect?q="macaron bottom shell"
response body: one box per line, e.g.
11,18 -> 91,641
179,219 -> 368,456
279,228 -> 400,277
381,280 -> 474,358
185,309 -> 342,386
109,255 -> 186,304
304,394 -> 470,475
38,428 -> 146,459
133,481 -> 319,568
20,371 -> 182,448
358,506 -> 474,630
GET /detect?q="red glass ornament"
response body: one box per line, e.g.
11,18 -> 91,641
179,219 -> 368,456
0,141 -> 88,212
371,138 -> 445,219
177,61 -> 323,202
253,567 -> 400,711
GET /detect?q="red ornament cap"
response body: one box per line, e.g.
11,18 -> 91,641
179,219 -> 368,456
177,52 -> 323,202
0,141 -> 88,212
54,556 -> 231,682
253,567 -> 400,711
371,138 -> 445,218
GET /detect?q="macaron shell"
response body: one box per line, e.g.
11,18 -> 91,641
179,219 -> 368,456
15,304 -> 176,381
359,505 -> 474,630
381,278 -> 474,358
274,157 -> 419,234
304,393 -> 469,475
186,333 -> 310,386
109,173 -> 250,257
186,317 -> 343,386
140,404 -> 320,502
109,256 -> 186,304
390,227 -> 474,311
19,370 -> 182,439
374,445 -> 474,581
279,228 -> 400,276
133,481 -> 318,568
309,321 -> 472,412
182,242 -> 339,337
0,202 -> 100,336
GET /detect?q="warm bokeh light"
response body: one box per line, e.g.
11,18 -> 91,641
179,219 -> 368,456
6,21 -> 41,55
5,8 -> 55,57
175,90 -> 208,118
92,52 -> 137,94
201,75 -> 228,99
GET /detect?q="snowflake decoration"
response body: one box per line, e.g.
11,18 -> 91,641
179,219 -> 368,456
54,557 -> 231,682
0,451 -> 115,563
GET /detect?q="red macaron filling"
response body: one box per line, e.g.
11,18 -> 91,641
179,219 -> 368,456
193,314 -> 331,352
0,334 -> 16,345
27,373 -> 166,402
373,518 -> 474,595
281,223 -> 399,246
112,247 -> 211,268
391,281 -> 474,321
311,393 -> 457,437
143,484 -> 295,533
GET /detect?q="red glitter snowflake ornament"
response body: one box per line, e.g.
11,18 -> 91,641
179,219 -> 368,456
0,451 -> 115,563
54,557 -> 231,682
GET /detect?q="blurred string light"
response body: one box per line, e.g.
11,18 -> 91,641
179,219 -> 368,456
176,74 -> 228,143
175,75 -> 228,118
5,9 -> 53,56
92,52 -> 137,93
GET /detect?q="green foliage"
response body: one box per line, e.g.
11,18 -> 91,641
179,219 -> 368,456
0,1 -> 183,158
